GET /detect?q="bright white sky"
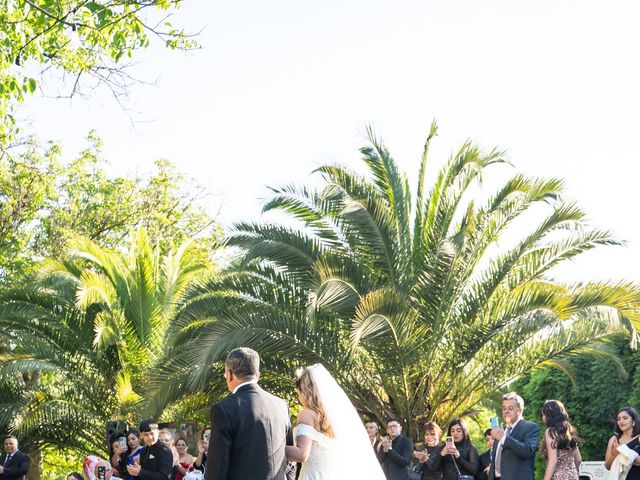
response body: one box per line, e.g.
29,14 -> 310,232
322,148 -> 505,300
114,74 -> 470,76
20,0 -> 640,283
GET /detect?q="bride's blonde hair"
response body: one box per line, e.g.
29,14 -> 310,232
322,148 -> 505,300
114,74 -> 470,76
296,367 -> 335,438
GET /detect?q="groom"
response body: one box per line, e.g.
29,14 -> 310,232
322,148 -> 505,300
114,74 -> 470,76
206,348 -> 293,480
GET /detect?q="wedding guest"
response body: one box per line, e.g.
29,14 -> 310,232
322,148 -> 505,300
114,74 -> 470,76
605,406 -> 640,480
540,400 -> 581,480
126,419 -> 173,479
119,429 -> 144,480
174,438 -> 194,480
427,418 -> 478,480
66,473 -> 83,480
158,429 -> 179,466
489,392 -> 540,480
380,418 -> 414,480
95,458 -> 123,480
193,426 -> 210,473
413,422 -> 442,480
0,435 -> 30,480
111,437 -> 128,477
366,422 -> 384,463
475,429 -> 493,480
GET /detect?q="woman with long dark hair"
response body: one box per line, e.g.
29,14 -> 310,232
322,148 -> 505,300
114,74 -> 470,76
540,400 -> 581,480
427,418 -> 478,480
605,407 -> 640,479
118,429 -> 144,480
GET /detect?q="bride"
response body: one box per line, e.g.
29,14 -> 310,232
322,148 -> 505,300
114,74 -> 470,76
285,364 -> 386,479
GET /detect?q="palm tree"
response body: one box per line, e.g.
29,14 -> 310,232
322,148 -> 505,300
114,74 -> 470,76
157,123 -> 640,438
0,228 -> 206,464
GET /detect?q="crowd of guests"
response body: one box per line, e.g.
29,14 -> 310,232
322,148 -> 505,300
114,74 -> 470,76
2,392 -> 640,479
366,393 -> 640,480
64,420 -> 211,480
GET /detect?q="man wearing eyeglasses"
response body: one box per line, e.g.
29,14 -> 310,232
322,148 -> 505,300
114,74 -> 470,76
380,419 -> 414,480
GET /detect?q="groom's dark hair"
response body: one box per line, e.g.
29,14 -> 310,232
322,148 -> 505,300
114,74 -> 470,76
225,347 -> 260,379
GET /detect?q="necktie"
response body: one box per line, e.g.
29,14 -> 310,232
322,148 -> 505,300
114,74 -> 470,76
4,454 -> 12,466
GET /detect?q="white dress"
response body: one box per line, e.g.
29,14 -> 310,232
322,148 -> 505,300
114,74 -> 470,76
295,423 -> 336,480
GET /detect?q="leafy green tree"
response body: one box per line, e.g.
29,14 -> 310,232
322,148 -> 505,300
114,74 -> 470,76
34,133 -> 221,261
0,138 -> 61,279
0,229 -> 206,478
159,123 -> 640,439
0,131 -> 221,285
0,0 -> 196,139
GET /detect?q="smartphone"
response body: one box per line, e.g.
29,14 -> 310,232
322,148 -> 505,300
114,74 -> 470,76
446,436 -> 453,444
490,416 -> 499,428
118,436 -> 127,449
97,466 -> 106,480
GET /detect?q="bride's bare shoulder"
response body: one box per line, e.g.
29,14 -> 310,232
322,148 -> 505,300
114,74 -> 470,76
297,408 -> 318,426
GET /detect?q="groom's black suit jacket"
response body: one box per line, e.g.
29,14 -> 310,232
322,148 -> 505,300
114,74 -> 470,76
206,382 -> 292,480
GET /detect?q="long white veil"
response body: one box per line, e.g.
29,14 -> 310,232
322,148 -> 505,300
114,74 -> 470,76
306,364 -> 386,479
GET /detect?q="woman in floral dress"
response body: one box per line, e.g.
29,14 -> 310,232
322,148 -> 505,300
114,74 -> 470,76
540,400 -> 582,480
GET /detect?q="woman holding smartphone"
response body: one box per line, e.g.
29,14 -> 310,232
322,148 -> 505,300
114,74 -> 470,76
193,426 -> 211,473
427,418 -> 479,480
118,429 -> 144,480
110,437 -> 127,476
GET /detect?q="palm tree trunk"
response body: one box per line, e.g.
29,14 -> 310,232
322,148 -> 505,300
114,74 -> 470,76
28,447 -> 43,480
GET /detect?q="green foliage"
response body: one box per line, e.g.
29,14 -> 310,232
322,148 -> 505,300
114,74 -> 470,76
155,122 -> 640,439
0,229 -> 207,459
42,448 -> 84,480
0,131 -> 222,285
0,138 -> 61,278
0,0 -> 197,140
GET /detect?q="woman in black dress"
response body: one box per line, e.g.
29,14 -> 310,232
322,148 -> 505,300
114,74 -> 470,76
606,407 -> 640,479
413,422 -> 443,480
427,418 -> 479,480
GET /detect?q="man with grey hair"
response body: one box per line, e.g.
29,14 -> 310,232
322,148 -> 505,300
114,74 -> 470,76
489,392 -> 540,480
206,348 -> 293,480
0,436 -> 29,480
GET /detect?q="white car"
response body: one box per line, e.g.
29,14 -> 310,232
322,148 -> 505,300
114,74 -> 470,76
579,461 -> 607,479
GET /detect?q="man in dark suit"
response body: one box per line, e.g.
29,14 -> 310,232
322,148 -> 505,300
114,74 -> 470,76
489,392 -> 540,480
380,419 -> 414,480
0,436 -> 29,480
475,429 -> 493,480
206,347 -> 292,480
126,419 -> 173,480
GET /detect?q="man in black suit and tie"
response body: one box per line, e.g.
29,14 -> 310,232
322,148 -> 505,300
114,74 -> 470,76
380,419 -> 414,480
475,429 -> 494,480
206,347 -> 292,480
0,436 -> 29,480
489,392 -> 540,480
126,419 -> 173,479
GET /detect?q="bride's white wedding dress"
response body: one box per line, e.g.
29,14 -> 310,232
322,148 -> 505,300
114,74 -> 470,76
294,424 -> 336,479
294,364 -> 385,480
